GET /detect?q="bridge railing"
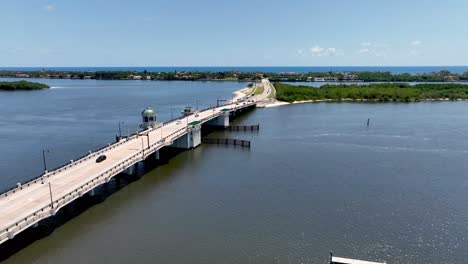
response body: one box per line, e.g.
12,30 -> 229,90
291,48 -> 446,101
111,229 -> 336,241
0,133 -> 139,199
0,96 -> 259,243
0,123 -> 200,243
0,141 -> 147,244
0,99 -> 257,199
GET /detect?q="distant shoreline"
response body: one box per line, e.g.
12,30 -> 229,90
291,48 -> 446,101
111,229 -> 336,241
1,68 -> 468,83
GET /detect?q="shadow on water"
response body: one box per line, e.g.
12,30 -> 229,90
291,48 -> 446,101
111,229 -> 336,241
0,146 -> 185,262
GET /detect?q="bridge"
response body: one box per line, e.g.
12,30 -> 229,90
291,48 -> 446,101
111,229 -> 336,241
0,79 -> 272,245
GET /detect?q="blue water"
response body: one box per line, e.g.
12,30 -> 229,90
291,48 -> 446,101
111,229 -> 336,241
2,80 -> 468,263
1,66 -> 468,74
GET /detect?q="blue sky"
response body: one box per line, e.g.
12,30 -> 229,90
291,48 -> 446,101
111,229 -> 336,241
1,0 -> 468,67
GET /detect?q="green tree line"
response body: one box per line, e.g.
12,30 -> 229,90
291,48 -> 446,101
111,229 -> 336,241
275,82 -> 468,102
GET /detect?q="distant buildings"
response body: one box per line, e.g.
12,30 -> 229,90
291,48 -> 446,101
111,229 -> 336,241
15,73 -> 30,78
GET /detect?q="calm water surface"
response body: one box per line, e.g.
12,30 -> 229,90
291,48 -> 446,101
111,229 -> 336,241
1,80 -> 468,264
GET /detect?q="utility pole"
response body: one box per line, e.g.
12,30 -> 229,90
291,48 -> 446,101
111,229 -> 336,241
118,122 -> 122,138
48,182 -> 54,209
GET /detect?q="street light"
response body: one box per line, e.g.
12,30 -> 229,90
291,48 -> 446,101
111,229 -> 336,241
48,182 -> 54,209
42,149 -> 50,173
217,98 -> 226,107
141,137 -> 145,158
118,121 -> 125,138
142,133 -> 150,149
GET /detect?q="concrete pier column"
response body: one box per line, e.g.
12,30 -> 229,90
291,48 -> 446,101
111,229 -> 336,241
154,150 -> 160,160
126,165 -> 135,175
89,188 -> 95,197
207,111 -> 230,127
171,125 -> 201,149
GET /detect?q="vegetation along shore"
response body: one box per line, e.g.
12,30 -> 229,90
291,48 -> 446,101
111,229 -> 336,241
1,69 -> 468,82
274,82 -> 468,103
0,81 -> 49,91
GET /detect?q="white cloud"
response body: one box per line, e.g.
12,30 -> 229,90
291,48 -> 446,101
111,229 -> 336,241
358,48 -> 369,54
44,4 -> 55,12
309,45 -> 341,57
411,40 -> 422,46
356,42 -> 389,57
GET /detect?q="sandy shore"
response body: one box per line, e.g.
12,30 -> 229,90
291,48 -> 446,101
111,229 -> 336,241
232,86 -> 255,102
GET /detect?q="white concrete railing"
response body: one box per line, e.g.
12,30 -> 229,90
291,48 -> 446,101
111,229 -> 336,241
0,126 -> 190,244
0,98 -> 258,244
0,134 -> 138,199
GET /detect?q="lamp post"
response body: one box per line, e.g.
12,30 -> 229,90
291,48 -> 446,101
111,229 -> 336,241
118,121 -> 125,138
141,137 -> 145,158
217,98 -> 226,107
48,182 -> 54,209
144,133 -> 150,148
42,149 -> 50,173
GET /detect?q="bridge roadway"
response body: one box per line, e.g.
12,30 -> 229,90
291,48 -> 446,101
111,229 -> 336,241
0,79 -> 272,245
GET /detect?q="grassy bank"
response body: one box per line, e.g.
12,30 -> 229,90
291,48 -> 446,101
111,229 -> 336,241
274,82 -> 468,103
254,85 -> 264,95
0,81 -> 49,91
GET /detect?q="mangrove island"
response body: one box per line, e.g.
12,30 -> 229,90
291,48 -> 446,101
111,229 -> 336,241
275,82 -> 468,103
0,81 -> 49,91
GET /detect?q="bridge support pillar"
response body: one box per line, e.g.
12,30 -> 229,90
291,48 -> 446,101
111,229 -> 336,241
126,165 -> 135,175
207,111 -> 230,127
89,188 -> 95,197
154,150 -> 160,160
33,222 -> 39,228
171,125 -> 201,149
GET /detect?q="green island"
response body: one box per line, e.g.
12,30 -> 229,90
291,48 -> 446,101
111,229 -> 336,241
0,81 -> 49,91
275,82 -> 468,103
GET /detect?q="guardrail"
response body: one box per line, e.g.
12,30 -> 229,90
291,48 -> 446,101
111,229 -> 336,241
0,134 -> 138,199
0,96 -> 259,244
0,145 -> 144,244
0,100 -> 257,199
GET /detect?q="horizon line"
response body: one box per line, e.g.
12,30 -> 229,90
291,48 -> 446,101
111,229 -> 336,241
0,65 -> 467,68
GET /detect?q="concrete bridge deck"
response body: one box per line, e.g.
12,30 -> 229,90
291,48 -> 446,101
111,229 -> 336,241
0,79 -> 272,245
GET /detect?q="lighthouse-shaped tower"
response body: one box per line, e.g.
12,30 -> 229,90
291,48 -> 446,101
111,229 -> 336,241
141,106 -> 159,130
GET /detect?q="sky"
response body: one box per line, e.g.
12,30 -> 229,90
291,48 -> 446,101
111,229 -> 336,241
1,0 -> 468,67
